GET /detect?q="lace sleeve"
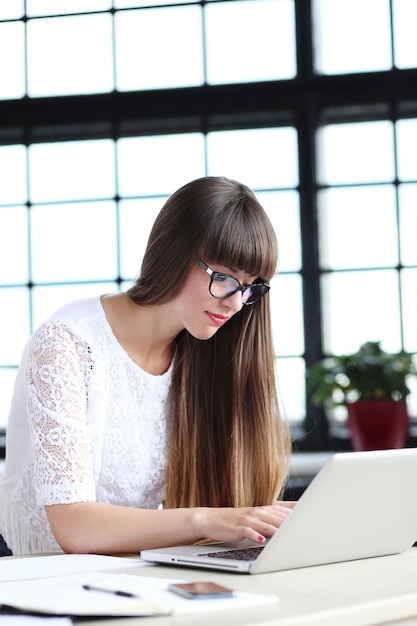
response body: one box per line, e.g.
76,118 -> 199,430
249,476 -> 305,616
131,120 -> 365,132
26,320 -> 96,505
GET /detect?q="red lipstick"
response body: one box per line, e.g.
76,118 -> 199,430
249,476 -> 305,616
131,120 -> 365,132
206,312 -> 228,326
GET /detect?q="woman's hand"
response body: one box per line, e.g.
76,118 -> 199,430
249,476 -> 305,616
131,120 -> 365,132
195,503 -> 293,545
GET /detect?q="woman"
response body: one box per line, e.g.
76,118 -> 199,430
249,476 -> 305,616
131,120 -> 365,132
0,176 -> 292,556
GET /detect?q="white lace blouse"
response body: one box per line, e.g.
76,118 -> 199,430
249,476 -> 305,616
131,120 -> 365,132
0,296 -> 173,555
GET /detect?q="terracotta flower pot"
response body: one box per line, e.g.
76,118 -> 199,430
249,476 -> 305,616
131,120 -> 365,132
346,400 -> 409,451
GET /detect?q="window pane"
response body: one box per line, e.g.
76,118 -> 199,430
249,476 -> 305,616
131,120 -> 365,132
318,186 -> 398,270
258,190 -> 301,273
393,0 -> 417,69
321,270 -> 402,355
29,140 -> 115,202
205,0 -> 295,85
0,368 -> 18,431
0,206 -> 28,284
0,0 -> 23,19
402,269 -> 417,354
115,6 -> 203,91
0,145 -> 27,204
0,21 -> 25,100
270,274 -> 304,356
317,121 -> 395,185
396,119 -> 417,180
115,0 -> 194,5
313,0 -> 392,75
26,0 -> 111,15
117,134 -> 205,197
32,282 -> 118,329
119,198 -> 166,280
30,201 -> 117,283
399,184 -> 417,266
0,288 -> 30,363
207,128 -> 299,189
276,357 -> 305,424
27,14 -> 114,97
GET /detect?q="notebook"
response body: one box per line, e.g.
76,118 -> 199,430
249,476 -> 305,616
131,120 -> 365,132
141,448 -> 417,574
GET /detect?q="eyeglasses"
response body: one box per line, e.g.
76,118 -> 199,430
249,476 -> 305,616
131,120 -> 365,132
194,257 -> 270,305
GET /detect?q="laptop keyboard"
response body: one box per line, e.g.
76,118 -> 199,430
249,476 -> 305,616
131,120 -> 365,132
198,545 -> 265,561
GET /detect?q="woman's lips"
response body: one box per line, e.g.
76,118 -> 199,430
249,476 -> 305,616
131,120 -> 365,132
206,312 -> 228,326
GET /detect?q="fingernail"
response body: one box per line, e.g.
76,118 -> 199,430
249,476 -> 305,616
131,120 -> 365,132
258,535 -> 265,543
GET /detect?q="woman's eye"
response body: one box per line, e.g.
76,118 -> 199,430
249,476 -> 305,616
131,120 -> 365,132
213,274 -> 229,283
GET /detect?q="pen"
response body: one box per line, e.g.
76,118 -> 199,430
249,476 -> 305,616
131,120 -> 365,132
82,584 -> 140,598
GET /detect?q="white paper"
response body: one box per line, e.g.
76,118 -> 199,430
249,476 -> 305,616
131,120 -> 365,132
0,553 -> 148,583
0,572 -> 170,617
0,572 -> 279,617
0,618 -> 71,625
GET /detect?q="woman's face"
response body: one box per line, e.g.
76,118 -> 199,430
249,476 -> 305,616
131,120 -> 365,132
171,259 -> 258,341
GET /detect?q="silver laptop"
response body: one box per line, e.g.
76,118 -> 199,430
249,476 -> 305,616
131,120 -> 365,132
141,448 -> 417,574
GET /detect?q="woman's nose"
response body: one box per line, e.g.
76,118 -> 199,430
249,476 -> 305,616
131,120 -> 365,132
222,290 -> 244,312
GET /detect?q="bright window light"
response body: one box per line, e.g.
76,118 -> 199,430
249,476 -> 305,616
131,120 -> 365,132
117,134 -> 205,196
392,0 -> 417,68
29,140 -> 116,203
0,145 -> 27,204
0,22 -> 25,99
321,270 -> 402,355
115,6 -> 204,91
27,13 -> 114,96
30,201 -> 118,283
205,0 -> 296,84
313,0 -> 392,74
0,0 -> 24,20
317,121 -> 395,185
0,206 -> 29,284
207,127 -> 299,189
26,0 -> 111,16
318,186 -> 398,270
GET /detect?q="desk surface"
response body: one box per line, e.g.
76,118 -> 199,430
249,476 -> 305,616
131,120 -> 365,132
71,548 -> 417,626
3,549 -> 417,625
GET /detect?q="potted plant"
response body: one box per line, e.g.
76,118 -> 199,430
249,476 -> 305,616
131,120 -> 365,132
306,341 -> 417,451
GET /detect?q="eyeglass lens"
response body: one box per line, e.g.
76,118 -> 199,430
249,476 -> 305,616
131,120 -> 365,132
210,274 -> 267,303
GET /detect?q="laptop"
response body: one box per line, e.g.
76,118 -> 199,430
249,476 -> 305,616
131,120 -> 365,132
141,448 -> 417,574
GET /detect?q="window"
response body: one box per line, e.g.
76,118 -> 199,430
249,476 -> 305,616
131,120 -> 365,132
1,0 -> 416,452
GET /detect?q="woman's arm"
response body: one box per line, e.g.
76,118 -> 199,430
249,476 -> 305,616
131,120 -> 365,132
27,322 -> 98,508
45,500 -> 293,554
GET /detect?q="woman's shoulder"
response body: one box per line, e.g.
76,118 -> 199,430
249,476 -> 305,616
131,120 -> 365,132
44,295 -> 105,326
29,295 -> 108,349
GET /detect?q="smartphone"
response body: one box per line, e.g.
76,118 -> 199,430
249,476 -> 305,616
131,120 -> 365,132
168,582 -> 235,600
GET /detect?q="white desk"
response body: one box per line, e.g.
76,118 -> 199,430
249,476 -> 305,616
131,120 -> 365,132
71,548 -> 417,626
3,547 -> 417,624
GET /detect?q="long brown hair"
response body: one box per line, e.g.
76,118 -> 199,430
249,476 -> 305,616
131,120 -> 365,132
128,176 -> 291,508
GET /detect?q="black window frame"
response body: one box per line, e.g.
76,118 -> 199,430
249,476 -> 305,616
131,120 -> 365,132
1,1 -> 417,458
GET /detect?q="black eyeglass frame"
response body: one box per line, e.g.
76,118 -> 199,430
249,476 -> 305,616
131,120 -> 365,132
194,256 -> 270,305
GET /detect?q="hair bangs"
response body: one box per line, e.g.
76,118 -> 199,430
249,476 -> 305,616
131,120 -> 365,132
198,196 -> 278,282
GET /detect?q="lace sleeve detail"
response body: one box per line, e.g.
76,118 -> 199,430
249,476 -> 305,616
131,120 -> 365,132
26,320 -> 96,505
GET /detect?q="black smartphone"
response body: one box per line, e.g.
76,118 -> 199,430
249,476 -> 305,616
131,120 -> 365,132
168,582 -> 235,600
